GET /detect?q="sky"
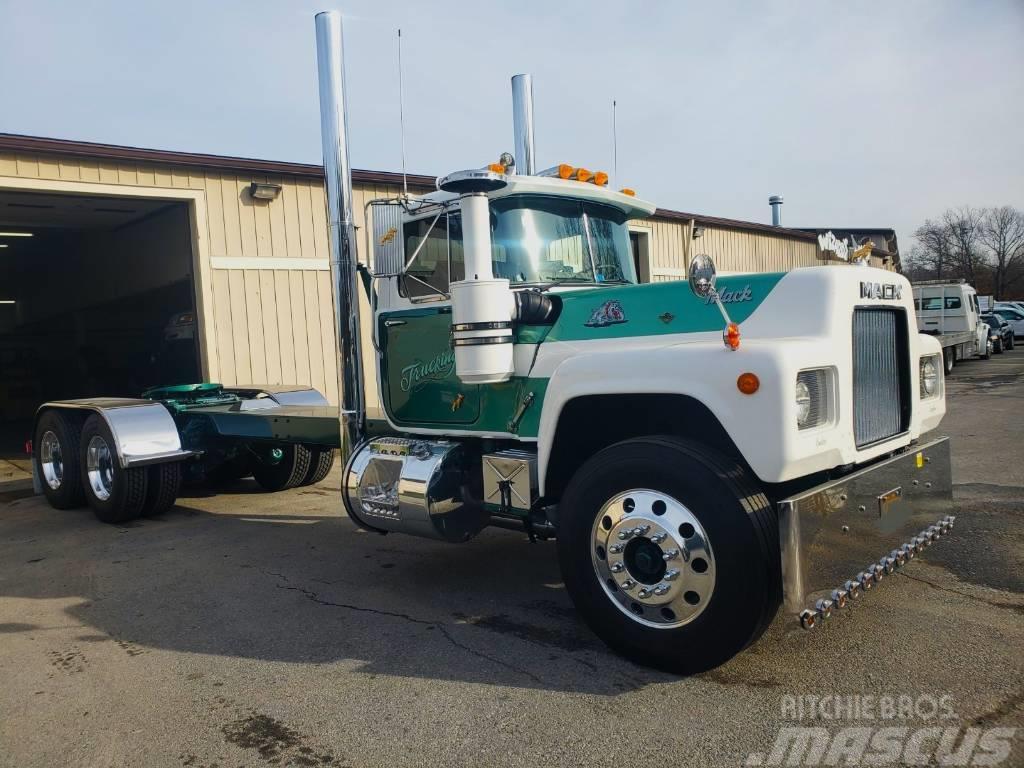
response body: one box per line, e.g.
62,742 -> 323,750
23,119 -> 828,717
1,0 -> 1022,248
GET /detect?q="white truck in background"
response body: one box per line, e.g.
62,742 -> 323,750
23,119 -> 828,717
912,280 -> 991,372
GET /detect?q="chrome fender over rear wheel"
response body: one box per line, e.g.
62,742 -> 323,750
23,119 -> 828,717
557,436 -> 780,674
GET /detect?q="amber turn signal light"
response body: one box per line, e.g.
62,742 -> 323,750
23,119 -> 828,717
724,322 -> 741,351
575,167 -> 593,183
737,372 -> 759,395
593,171 -> 609,186
620,188 -> 636,197
488,163 -> 505,173
557,164 -> 574,179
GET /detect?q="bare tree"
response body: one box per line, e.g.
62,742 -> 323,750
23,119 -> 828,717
941,207 -> 986,285
912,219 -> 954,278
980,206 -> 1024,298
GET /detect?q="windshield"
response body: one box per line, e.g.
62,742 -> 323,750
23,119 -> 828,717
483,195 -> 636,286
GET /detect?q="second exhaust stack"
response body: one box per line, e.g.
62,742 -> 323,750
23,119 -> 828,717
511,74 -> 536,175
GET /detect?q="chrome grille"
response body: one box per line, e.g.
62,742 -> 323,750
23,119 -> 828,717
852,308 -> 908,447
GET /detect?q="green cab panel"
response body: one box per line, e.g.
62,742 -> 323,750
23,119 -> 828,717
380,306 -> 481,425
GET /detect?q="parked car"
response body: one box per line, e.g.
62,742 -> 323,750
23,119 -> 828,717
995,300 -> 1024,315
982,313 -> 1013,353
994,306 -> 1024,339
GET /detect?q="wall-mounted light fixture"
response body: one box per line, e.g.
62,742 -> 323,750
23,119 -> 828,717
692,225 -> 705,239
0,244 -> 8,248
0,300 -> 16,305
0,231 -> 33,237
248,182 -> 282,201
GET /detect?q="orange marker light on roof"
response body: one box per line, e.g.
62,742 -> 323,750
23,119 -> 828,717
575,167 -> 593,183
724,322 -> 741,351
557,164 -> 574,179
594,171 -> 609,186
737,372 -> 759,395
488,163 -> 505,173
620,188 -> 636,197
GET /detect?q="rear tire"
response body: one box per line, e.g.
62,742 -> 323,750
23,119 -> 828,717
80,415 -> 149,524
251,444 -> 312,492
943,348 -> 956,374
1008,336 -> 1015,351
142,462 -> 182,516
300,448 -> 335,486
556,436 -> 780,674
34,410 -> 85,510
981,340 -> 992,360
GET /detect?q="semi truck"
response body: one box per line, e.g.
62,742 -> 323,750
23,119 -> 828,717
912,280 -> 991,372
30,10 -> 957,673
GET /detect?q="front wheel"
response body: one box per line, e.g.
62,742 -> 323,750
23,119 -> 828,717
943,349 -> 956,374
1007,336 -> 1015,351
556,436 -> 780,674
981,339 -> 992,360
994,338 -> 1003,354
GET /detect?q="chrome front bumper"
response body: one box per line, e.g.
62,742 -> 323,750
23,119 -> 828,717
778,436 -> 953,628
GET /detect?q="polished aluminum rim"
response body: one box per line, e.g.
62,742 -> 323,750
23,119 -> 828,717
39,430 -> 63,490
591,489 -> 716,629
86,435 -> 115,501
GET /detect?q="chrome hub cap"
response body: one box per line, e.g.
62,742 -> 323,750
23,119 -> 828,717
40,431 -> 63,490
86,435 -> 115,501
592,489 -> 716,628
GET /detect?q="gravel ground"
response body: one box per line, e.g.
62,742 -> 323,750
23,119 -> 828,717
1,352 -> 1022,768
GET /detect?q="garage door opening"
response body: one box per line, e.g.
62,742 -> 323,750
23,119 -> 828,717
0,189 -> 199,465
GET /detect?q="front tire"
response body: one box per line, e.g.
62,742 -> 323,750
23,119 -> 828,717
80,415 -> 149,524
994,338 -> 1003,354
943,348 -> 956,374
556,436 -> 780,674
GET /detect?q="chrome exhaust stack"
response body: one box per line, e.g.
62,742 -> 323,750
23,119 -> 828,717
315,11 -> 365,462
511,74 -> 536,175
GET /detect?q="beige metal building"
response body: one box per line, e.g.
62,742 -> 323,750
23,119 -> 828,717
0,134 -> 896,427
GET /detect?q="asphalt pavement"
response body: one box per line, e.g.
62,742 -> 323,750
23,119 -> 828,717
1,351 -> 1022,767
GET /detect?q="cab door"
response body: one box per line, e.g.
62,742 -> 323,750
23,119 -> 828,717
376,210 -> 480,427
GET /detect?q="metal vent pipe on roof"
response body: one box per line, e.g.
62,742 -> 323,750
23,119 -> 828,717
315,10 -> 365,461
769,195 -> 784,227
511,74 -> 536,175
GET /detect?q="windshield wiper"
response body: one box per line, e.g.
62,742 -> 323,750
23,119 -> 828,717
537,276 -> 596,292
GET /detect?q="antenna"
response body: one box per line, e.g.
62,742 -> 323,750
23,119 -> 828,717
612,99 -> 618,187
397,28 -> 408,198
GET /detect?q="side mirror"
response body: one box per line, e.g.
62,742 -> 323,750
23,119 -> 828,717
688,254 -> 717,298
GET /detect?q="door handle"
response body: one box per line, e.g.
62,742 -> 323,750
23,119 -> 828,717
384,319 -> 407,328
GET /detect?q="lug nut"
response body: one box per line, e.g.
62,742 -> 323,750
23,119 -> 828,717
815,598 -> 833,620
831,588 -> 848,609
653,584 -> 670,596
609,543 -> 624,554
617,530 -> 633,541
638,587 -> 652,599
621,579 -> 636,591
651,533 -> 668,544
662,549 -> 679,561
800,609 -> 817,630
610,562 -> 624,573
663,569 -> 680,582
844,579 -> 861,599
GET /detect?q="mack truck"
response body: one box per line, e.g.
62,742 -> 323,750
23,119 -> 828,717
29,11 -> 957,673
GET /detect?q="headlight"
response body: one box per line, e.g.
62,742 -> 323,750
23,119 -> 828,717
919,356 -> 939,398
796,369 -> 831,429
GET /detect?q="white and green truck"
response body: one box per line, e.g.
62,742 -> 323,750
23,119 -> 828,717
311,12 -> 956,673
31,11 -> 958,675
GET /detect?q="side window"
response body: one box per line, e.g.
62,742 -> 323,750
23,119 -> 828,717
400,213 -> 465,300
920,297 -> 942,310
945,296 -> 962,310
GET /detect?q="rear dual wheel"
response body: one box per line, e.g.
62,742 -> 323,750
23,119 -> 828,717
251,445 -> 335,491
557,436 -> 780,674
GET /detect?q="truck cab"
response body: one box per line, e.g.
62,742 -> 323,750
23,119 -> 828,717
912,281 -> 990,370
316,14 -> 956,674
